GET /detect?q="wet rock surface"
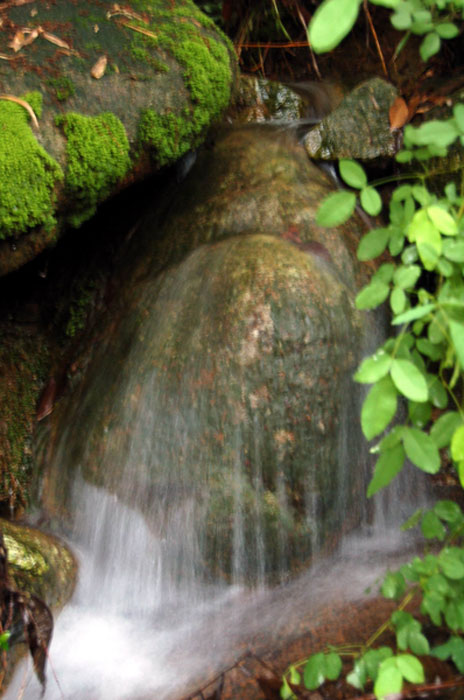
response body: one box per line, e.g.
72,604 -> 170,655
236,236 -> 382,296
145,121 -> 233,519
40,125 -> 378,584
303,77 -> 399,161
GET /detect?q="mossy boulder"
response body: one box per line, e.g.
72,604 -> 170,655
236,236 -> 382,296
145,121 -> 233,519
1,519 -> 76,611
40,126 -> 377,584
303,78 -> 399,161
0,0 -> 236,275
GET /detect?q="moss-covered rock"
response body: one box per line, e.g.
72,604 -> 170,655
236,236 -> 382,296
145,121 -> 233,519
303,78 -> 399,161
1,519 -> 76,611
0,0 -> 236,275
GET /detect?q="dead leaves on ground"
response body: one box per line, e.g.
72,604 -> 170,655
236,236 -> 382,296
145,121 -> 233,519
389,92 -> 452,130
8,26 -> 73,53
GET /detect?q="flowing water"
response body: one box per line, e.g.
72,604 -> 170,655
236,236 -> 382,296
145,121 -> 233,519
5,85 -> 428,699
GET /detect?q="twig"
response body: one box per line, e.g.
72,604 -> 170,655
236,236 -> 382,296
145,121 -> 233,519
295,4 -> 321,81
363,0 -> 388,79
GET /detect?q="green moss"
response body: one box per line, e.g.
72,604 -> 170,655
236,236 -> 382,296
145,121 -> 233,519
65,279 -> 96,338
0,92 -> 63,240
130,42 -> 170,72
4,535 -> 48,577
137,15 -> 232,165
56,112 -> 131,227
0,332 -> 50,508
47,76 -> 76,102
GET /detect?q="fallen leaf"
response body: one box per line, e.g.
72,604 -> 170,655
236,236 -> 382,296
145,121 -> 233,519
8,27 -> 40,52
389,95 -> 409,130
106,4 -> 147,22
42,31 -> 71,50
91,55 -> 107,79
94,24 -> 99,33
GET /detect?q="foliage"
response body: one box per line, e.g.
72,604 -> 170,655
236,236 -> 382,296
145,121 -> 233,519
308,0 -> 461,60
282,1 -> 464,699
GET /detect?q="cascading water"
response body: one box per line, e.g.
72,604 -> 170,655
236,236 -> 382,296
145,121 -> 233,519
5,88 -> 428,699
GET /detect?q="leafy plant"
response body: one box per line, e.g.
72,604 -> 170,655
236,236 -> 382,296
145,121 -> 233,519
282,1 -> 464,698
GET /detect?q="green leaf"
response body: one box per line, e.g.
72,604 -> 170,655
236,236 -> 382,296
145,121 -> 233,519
414,119 -> 459,148
420,32 -> 440,61
361,186 -> 382,215
357,228 -> 390,261
280,679 -> 294,699
416,338 -> 443,361
0,631 -> 10,652
356,281 -> 390,310
354,349 -> 391,383
433,637 -> 464,673
449,320 -> 464,368
339,159 -> 367,188
428,377 -> 447,408
421,510 -> 446,539
403,427 -> 440,473
451,425 -> 464,462
391,359 -> 428,402
382,571 -> 406,599
369,0 -> 400,7
427,206 -> 458,235
439,548 -> 464,580
393,264 -> 421,289
324,652 -> 342,680
392,303 -> 435,325
408,400 -> 431,428
361,376 -> 398,440
391,287 -> 406,315
431,412 -> 462,449
396,655 -> 424,684
421,591 -> 444,625
414,221 -> 442,271
374,662 -> 402,699
391,4 -> 412,30
367,443 -> 405,496
303,653 -> 325,690
308,0 -> 361,52
434,500 -> 463,524
408,629 -> 430,655
454,104 -> 464,132
289,666 -> 301,685
435,22 -> 459,38
316,190 -> 357,226
401,508 -> 423,531
443,240 -> 464,262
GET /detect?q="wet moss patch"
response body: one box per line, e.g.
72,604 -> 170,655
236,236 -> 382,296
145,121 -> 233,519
0,93 -> 63,241
56,112 -> 131,228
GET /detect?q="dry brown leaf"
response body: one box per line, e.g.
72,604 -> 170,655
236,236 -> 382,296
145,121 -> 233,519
0,0 -> 36,8
0,94 -> 39,129
42,31 -> 71,50
114,18 -> 158,40
389,96 -> 409,130
106,4 -> 147,22
91,55 -> 107,79
8,27 -> 40,52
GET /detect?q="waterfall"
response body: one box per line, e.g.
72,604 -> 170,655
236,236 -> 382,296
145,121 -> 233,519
5,123 -> 427,699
